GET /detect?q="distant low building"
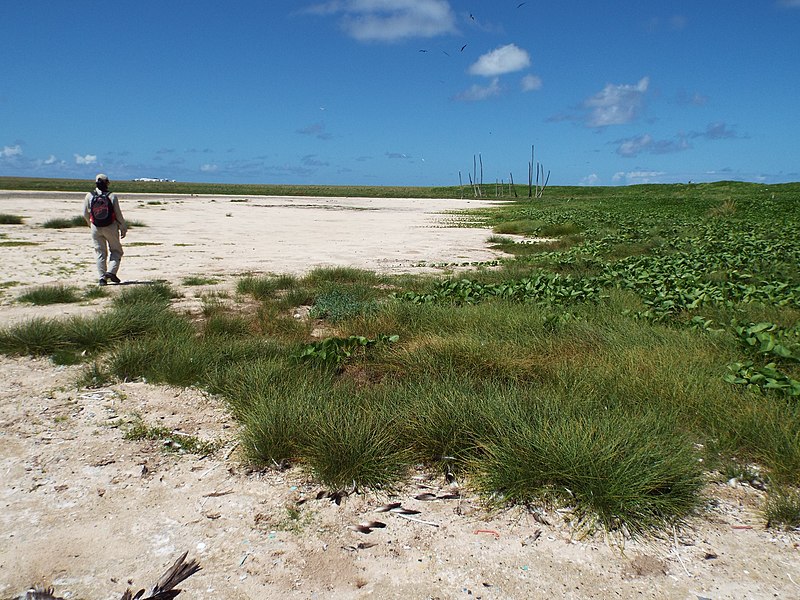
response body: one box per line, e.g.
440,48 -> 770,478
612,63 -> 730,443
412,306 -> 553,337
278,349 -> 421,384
132,177 -> 176,182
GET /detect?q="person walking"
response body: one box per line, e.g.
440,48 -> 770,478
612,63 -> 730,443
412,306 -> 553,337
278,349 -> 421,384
83,173 -> 127,285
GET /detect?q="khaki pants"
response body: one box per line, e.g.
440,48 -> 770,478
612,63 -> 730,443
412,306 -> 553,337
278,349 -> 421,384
91,224 -> 124,277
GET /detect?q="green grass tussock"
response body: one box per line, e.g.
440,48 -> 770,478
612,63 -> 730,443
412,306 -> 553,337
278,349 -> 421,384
764,487 -> 800,529
18,284 -> 80,305
474,409 -> 703,534
302,397 -> 409,490
41,215 -> 87,229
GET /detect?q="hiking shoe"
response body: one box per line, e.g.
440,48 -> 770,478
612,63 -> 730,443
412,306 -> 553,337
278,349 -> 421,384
104,272 -> 121,284
98,277 -> 108,286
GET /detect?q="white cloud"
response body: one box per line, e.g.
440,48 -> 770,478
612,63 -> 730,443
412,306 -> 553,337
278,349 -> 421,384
615,133 -> 690,157
1,144 -> 22,158
469,44 -> 531,77
690,122 -> 741,140
521,74 -> 542,92
308,0 -> 457,42
612,170 -> 666,184
44,155 -> 58,165
583,77 -> 649,127
74,153 -> 97,165
454,77 -> 501,101
200,163 -> 218,172
581,173 -> 600,185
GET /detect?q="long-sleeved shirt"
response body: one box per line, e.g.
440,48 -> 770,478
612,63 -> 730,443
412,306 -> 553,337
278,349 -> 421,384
83,187 -> 127,236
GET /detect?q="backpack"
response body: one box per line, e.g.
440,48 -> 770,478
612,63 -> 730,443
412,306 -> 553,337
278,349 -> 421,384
90,192 -> 115,227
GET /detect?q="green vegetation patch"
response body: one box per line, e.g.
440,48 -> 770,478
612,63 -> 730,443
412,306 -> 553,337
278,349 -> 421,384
0,241 -> 38,247
183,275 -> 220,286
42,215 -> 87,228
0,214 -> 25,224
1,181 -> 799,536
124,417 -> 222,456
18,284 -> 80,305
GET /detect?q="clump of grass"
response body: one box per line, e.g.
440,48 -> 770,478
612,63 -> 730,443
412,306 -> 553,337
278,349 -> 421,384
764,487 -> 800,529
42,215 -> 87,228
183,275 -> 220,286
487,234 -> 516,245
301,398 -> 409,491
204,314 -> 253,338
254,304 -> 310,340
0,241 -> 38,247
62,313 -> 133,353
492,219 -> 545,236
77,361 -> 113,388
0,214 -> 24,224
50,349 -> 85,366
83,286 -> 109,300
237,274 -> 296,300
474,407 -> 704,535
111,282 -> 177,308
214,359 -> 318,466
281,286 -> 315,308
310,287 -> 378,323
0,317 -> 71,356
305,266 -> 380,287
18,284 -> 80,305
108,327 -> 277,387
707,198 -> 737,217
124,417 -> 221,456
399,376 -> 508,474
0,284 -> 181,358
539,222 -> 580,237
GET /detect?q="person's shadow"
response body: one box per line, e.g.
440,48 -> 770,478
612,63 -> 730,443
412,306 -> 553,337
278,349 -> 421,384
115,279 -> 168,286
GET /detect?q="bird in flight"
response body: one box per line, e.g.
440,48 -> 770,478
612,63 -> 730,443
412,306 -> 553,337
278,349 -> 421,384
461,44 -> 467,52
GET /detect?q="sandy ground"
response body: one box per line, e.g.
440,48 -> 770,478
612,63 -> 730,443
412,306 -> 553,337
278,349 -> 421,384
1,191 -> 799,599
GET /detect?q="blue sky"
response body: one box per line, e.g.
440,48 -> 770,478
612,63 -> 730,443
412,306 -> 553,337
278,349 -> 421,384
2,0 -> 799,187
